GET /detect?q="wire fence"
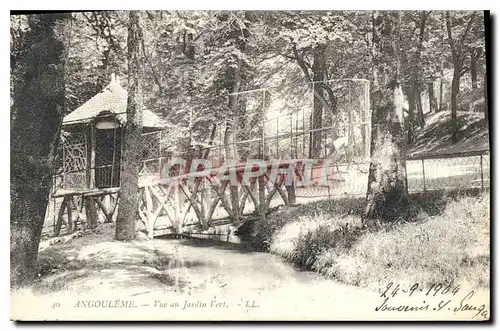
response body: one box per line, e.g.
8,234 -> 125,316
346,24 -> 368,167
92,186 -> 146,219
54,124 -> 490,197
406,150 -> 490,193
196,79 -> 371,173
53,76 -> 490,198
262,149 -> 490,202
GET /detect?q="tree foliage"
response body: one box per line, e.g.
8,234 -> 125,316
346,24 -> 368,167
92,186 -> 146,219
11,10 -> 485,152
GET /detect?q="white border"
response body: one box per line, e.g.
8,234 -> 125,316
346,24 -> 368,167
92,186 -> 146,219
2,2 -> 498,330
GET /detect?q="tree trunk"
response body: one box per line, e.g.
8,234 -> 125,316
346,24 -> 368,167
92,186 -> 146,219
115,11 -> 144,240
438,67 -> 444,111
470,48 -> 481,90
445,11 -> 477,143
182,30 -> 195,61
471,56 -> 478,89
364,11 -> 408,223
225,54 -> 244,222
203,124 -> 217,159
10,13 -> 69,287
428,82 -> 437,113
450,68 -> 460,144
291,43 -> 333,159
225,66 -> 240,163
220,12 -> 255,223
483,72 -> 488,123
224,121 -> 240,221
310,44 -> 326,159
408,11 -> 428,128
416,89 -> 425,128
403,86 -> 415,144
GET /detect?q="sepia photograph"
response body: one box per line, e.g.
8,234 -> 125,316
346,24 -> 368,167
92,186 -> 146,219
9,8 -> 491,321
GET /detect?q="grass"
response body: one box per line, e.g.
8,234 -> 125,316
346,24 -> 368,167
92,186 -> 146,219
251,190 -> 490,293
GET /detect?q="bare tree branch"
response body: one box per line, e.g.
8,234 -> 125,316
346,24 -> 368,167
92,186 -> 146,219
140,38 -> 165,95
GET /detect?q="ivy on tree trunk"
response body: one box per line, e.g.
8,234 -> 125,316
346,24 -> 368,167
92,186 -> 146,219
10,13 -> 69,287
363,11 -> 409,223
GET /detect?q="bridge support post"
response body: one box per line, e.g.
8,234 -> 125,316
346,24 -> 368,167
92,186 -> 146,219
84,196 -> 98,230
285,181 -> 296,205
230,185 -> 240,223
174,182 -> 183,233
258,174 -> 266,221
54,196 -> 69,236
200,179 -> 209,230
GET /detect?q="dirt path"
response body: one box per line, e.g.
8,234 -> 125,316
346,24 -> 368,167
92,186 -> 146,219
11,224 -> 488,321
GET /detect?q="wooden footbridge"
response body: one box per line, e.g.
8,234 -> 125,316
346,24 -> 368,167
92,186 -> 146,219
47,74 -> 362,239
50,160 -> 310,239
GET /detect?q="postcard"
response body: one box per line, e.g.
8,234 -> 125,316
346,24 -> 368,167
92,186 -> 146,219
10,10 -> 490,321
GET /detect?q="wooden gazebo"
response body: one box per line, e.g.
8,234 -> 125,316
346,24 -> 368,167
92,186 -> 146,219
58,73 -> 166,191
46,75 -> 298,239
47,74 -> 167,236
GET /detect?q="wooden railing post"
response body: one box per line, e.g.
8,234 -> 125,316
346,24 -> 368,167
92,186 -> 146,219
85,196 -> 98,230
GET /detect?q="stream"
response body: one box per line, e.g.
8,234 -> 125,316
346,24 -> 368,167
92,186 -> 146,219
12,231 -> 483,321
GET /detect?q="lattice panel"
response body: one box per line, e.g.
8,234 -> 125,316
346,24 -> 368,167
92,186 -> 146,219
62,133 -> 87,173
64,171 -> 87,189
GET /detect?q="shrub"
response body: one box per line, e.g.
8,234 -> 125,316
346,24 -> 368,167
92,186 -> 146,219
268,210 -> 364,269
249,213 -> 291,251
250,197 -> 364,252
291,222 -> 364,269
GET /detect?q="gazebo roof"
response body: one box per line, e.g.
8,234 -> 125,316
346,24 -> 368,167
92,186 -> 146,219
63,74 -> 165,128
